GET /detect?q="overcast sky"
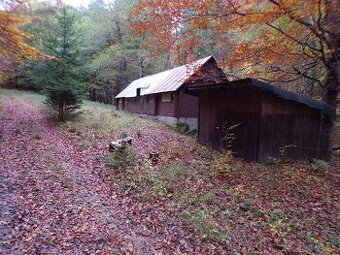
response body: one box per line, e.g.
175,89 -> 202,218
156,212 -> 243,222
62,0 -> 112,7
63,0 -> 91,7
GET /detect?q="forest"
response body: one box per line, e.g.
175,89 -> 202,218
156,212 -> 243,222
0,0 -> 339,254
1,0 -> 173,102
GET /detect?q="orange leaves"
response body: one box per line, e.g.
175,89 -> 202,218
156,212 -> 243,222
190,18 -> 208,29
131,0 -> 338,87
0,6 -> 39,75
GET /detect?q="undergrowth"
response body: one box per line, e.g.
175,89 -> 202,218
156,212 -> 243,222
0,88 -> 45,105
105,147 -> 136,171
117,149 -> 339,251
5,89 -> 337,252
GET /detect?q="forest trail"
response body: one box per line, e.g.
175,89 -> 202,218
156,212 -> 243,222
0,95 -> 161,254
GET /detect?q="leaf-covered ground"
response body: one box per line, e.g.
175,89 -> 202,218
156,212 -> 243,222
0,89 -> 339,254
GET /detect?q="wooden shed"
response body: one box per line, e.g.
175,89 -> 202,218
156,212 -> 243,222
115,56 -> 225,130
186,78 -> 332,162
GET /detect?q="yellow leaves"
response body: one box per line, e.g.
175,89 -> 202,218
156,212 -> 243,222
309,234 -> 336,255
0,9 -> 38,75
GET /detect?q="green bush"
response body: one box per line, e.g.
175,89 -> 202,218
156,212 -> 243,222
162,165 -> 187,182
105,147 -> 136,170
143,165 -> 188,197
311,158 -> 329,170
180,209 -> 230,243
175,123 -> 189,134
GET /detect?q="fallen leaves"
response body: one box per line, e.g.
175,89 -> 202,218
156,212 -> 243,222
1,91 -> 339,254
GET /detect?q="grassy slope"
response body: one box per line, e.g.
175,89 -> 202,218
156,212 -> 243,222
0,88 -> 45,103
2,88 -> 339,254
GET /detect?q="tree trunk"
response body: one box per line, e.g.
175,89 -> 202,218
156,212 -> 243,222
58,102 -> 65,121
140,57 -> 145,78
319,61 -> 339,160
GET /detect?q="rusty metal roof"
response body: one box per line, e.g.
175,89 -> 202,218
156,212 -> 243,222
115,55 -> 215,98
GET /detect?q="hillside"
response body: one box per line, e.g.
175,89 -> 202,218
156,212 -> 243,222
0,89 -> 339,254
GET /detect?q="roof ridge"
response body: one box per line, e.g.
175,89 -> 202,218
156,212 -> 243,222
115,55 -> 215,98
130,55 -> 213,83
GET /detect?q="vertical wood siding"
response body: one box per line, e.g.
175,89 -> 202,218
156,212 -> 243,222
197,86 -> 321,161
146,95 -> 157,115
155,93 -> 177,117
198,88 -> 261,161
177,87 -> 199,118
258,93 -> 321,161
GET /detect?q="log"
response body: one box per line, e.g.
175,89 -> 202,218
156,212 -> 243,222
121,136 -> 132,145
109,141 -> 124,151
109,136 -> 133,151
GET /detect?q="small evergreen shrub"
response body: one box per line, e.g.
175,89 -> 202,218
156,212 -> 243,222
175,123 -> 189,134
105,147 -> 136,171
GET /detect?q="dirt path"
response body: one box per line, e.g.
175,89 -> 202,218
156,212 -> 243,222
0,96 -> 173,254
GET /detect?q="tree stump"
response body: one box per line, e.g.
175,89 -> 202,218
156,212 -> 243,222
149,151 -> 160,164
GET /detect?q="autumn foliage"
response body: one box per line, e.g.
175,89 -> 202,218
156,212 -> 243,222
133,0 -> 339,159
0,0 -> 38,75
133,0 -> 338,84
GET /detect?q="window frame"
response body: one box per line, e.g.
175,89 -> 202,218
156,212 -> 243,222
161,93 -> 172,103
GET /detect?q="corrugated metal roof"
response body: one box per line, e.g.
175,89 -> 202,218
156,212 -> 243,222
115,55 -> 215,98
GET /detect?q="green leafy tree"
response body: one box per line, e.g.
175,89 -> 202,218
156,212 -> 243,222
81,0 -> 172,103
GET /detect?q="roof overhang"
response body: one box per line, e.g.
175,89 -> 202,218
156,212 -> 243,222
185,78 -> 334,116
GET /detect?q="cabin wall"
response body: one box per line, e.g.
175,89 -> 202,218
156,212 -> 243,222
198,88 -> 261,161
145,95 -> 157,115
120,93 -> 178,117
155,93 -> 177,117
124,97 -> 141,113
177,86 -> 199,118
196,85 -> 322,162
116,98 -> 123,110
121,92 -> 198,130
258,93 -> 321,161
120,95 -> 157,115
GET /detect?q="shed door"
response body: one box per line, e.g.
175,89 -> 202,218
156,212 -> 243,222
198,103 -> 218,146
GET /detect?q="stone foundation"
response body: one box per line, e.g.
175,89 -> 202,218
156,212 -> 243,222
140,115 -> 198,131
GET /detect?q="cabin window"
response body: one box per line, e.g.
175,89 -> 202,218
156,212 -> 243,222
161,93 -> 172,103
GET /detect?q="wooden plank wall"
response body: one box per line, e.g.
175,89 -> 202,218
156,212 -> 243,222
198,88 -> 261,161
258,93 -> 321,161
197,86 -> 322,161
177,87 -> 199,118
145,95 -> 157,115
116,99 -> 123,110
155,93 -> 177,117
122,93 -> 177,117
